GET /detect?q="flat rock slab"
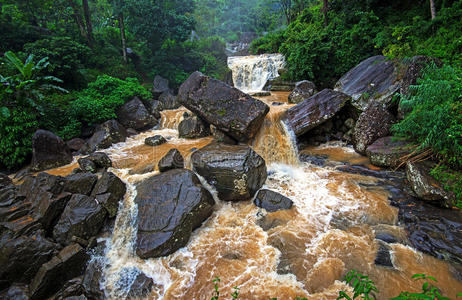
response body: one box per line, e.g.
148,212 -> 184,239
178,71 -> 269,142
285,89 -> 351,136
191,143 -> 267,201
334,55 -> 399,111
366,136 -> 412,168
254,189 -> 293,212
135,169 -> 214,259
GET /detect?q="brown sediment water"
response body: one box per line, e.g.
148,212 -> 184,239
40,94 -> 462,299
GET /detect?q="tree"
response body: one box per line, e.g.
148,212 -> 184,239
322,0 -> 328,26
429,0 -> 436,19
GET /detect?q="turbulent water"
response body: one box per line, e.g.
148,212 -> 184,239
227,54 -> 285,93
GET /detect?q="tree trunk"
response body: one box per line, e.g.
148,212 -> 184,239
82,0 -> 93,45
69,0 -> 88,42
323,0 -> 328,26
119,13 -> 127,63
430,0 -> 436,19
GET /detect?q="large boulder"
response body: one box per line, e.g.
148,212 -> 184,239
353,102 -> 396,154
148,100 -> 163,119
127,273 -> 154,299
67,138 -> 86,153
288,80 -> 317,104
365,136 -> 412,168
90,172 -> 126,218
135,169 -> 215,258
53,194 -> 107,245
254,189 -> 293,212
29,244 -> 89,300
117,97 -> 157,131
159,91 -> 180,110
406,161 -> 452,205
285,89 -> 351,136
63,173 -> 98,196
31,130 -> 73,172
334,55 -> 400,111
80,120 -> 127,154
178,116 -> 210,139
191,144 -> 267,201
158,149 -> 184,172
178,71 -> 269,142
152,75 -> 170,98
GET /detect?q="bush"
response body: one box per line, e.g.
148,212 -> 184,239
392,64 -> 462,169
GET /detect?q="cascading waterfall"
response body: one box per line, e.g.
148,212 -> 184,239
227,54 -> 285,93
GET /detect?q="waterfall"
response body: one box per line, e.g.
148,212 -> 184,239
227,54 -> 285,94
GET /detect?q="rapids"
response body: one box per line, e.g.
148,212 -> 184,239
227,54 -> 285,93
43,91 -> 462,299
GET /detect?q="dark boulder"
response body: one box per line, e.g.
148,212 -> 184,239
53,194 -> 107,245
152,75 -> 170,98
2,284 -> 29,300
159,91 -> 180,110
210,125 -> 237,144
64,173 -> 98,195
67,138 -> 86,153
148,100 -> 163,119
0,229 -> 56,286
0,173 -> 12,188
158,149 -> 184,172
366,137 -> 412,168
334,55 -> 400,111
288,80 -> 317,104
406,161 -> 452,206
353,102 -> 396,154
178,71 -> 269,142
86,152 -> 112,169
82,259 -> 105,300
145,135 -> 166,146
127,273 -> 154,299
285,89 -> 351,136
374,242 -> 394,268
191,144 -> 267,201
178,116 -> 210,139
135,169 -> 214,258
31,130 -> 73,172
80,120 -> 127,154
53,277 -> 85,300
29,244 -> 89,300
117,97 -> 157,131
90,172 -> 126,218
77,158 -> 97,173
254,189 -> 293,212
31,191 -> 72,232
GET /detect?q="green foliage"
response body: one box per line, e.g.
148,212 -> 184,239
337,270 -> 378,300
23,37 -> 92,88
392,64 -> 462,169
430,165 -> 462,209
250,30 -> 285,55
391,274 -> 450,300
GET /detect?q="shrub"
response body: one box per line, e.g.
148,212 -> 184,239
392,64 -> 462,169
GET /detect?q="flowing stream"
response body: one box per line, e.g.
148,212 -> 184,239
45,58 -> 462,299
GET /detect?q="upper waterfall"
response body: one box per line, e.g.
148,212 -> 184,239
227,54 -> 285,94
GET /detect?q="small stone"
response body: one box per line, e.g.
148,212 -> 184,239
254,189 -> 293,212
145,135 -> 167,146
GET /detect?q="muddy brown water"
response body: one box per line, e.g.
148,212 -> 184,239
41,92 -> 462,299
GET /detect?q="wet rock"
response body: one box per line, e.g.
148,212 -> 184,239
3,284 -> 29,300
82,259 -> 105,300
158,149 -> 184,172
299,154 -> 328,167
191,143 -> 267,201
29,244 -> 89,300
31,130 -> 73,172
32,191 -> 72,232
126,128 -> 138,137
117,97 -> 157,131
375,232 -> 398,244
210,125 -> 237,144
53,276 -> 84,300
254,189 -> 293,212
77,158 -> 96,173
67,138 -> 86,153
85,152 -> 112,169
148,100 -> 163,119
145,135 -> 167,146
135,169 -> 215,258
152,75 -> 170,98
0,173 -> 12,188
265,77 -> 296,91
374,241 -> 394,268
406,161 -> 451,205
64,296 -> 87,300
288,80 -> 317,104
256,215 -> 288,231
64,173 -> 98,196
366,136 -> 412,168
334,55 -> 400,111
159,91 -> 180,110
344,118 -> 355,129
353,102 -> 396,154
127,273 -> 154,299
178,71 -> 269,142
53,194 -> 107,245
0,229 -> 56,286
90,172 -> 127,218
178,116 -> 210,138
80,120 -> 127,154
250,91 -> 271,97
285,89 -> 351,137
